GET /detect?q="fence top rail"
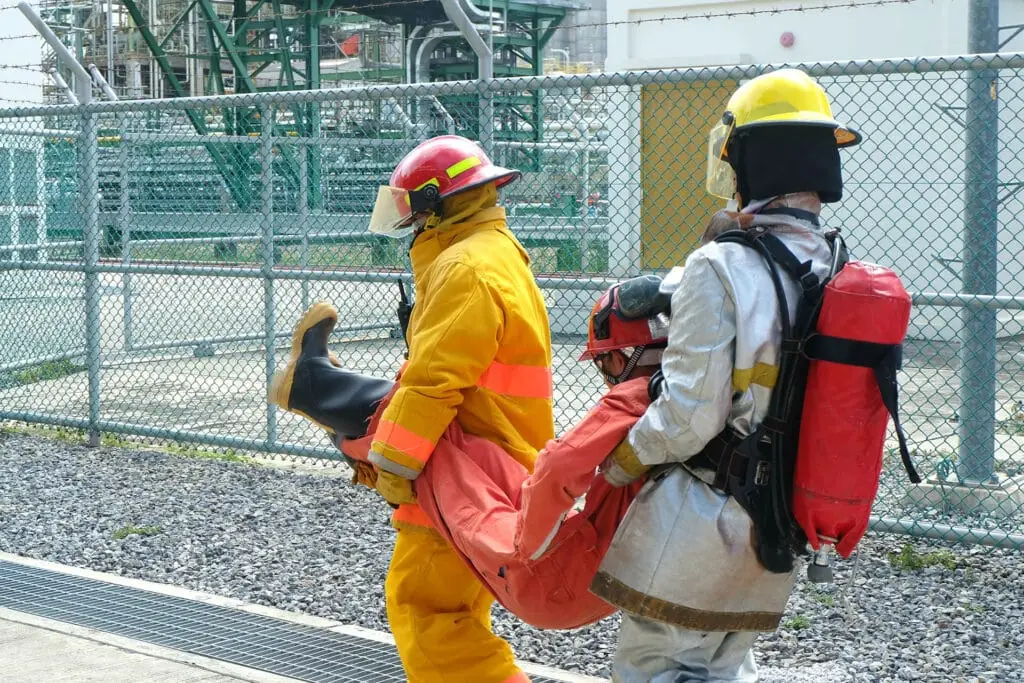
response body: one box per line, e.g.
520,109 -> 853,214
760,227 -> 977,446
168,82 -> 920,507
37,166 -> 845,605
0,51 -> 1021,120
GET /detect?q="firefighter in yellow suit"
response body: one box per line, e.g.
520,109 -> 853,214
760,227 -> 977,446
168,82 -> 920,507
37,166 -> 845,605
366,135 -> 554,682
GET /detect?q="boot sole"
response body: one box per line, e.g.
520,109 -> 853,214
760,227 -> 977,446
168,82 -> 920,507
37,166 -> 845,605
268,301 -> 340,414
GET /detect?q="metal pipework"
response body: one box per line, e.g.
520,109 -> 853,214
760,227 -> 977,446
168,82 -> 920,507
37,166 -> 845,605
18,1 -> 92,103
439,0 -> 494,154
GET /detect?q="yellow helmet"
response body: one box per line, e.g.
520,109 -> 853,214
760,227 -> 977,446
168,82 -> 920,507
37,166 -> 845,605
706,69 -> 861,200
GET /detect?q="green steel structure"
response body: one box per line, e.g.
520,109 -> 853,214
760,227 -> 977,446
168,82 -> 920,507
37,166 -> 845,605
37,0 -> 581,250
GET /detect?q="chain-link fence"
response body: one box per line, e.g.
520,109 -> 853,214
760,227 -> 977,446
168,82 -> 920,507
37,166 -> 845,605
1,54 -> 1023,550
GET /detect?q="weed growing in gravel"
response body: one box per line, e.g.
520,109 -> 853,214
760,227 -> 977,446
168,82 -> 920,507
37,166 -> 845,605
887,543 -> 958,571
9,359 -> 86,385
995,399 -> 1024,436
112,525 -> 162,540
808,589 -> 835,607
784,615 -> 811,630
101,433 -> 133,448
164,444 -> 253,464
1,423 -> 254,465
2,424 -> 86,445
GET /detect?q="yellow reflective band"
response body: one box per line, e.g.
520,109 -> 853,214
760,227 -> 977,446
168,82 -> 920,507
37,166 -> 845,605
446,156 -> 482,178
732,363 -> 779,392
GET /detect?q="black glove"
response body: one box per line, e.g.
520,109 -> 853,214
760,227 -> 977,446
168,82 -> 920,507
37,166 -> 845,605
616,275 -> 671,320
648,368 -> 665,402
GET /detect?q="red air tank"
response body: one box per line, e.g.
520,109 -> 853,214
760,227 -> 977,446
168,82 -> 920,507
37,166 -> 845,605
792,261 -> 912,558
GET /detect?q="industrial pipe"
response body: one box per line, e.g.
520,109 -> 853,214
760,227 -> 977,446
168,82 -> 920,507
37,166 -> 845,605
48,68 -> 78,105
18,1 -> 92,103
439,0 -> 494,154
88,63 -> 119,101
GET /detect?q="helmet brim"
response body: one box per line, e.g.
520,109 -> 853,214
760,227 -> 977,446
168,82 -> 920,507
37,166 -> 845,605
442,166 -> 521,201
738,114 -> 862,147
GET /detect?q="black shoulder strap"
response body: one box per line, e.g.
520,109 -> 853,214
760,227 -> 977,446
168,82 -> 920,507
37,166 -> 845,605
755,232 -> 817,291
875,349 -> 922,484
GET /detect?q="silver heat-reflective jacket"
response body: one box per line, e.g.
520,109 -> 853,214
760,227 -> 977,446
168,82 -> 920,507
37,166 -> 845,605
592,212 -> 837,632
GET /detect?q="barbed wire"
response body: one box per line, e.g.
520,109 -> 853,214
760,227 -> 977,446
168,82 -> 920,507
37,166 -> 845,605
0,64 -> 47,72
0,0 -> 923,51
0,95 -> 44,104
0,0 -> 928,84
0,77 -> 49,88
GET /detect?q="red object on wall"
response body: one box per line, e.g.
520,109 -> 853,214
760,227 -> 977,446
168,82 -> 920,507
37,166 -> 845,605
340,33 -> 360,57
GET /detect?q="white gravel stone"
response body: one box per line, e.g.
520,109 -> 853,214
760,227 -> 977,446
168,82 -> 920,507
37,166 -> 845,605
1,432 -> 1022,682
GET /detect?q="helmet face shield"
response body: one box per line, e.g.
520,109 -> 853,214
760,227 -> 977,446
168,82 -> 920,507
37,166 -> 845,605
706,119 -> 737,200
368,185 -> 416,238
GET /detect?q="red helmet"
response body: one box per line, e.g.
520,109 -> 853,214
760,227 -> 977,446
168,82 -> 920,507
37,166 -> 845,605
579,282 -> 669,362
368,135 -> 520,238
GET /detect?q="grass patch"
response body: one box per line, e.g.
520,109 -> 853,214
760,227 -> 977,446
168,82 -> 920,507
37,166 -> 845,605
126,240 -> 609,274
888,543 -> 958,571
101,433 -> 133,448
784,615 -> 811,630
164,443 -> 253,464
809,589 -> 835,607
9,359 -> 85,386
2,423 -> 86,444
131,242 -> 389,269
112,524 -> 162,540
1,423 -> 254,464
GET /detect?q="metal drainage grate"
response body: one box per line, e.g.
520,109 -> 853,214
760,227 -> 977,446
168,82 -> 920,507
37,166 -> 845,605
0,561 -> 566,683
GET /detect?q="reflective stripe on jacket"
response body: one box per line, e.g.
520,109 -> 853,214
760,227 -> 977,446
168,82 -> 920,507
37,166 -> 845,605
368,204 -> 555,479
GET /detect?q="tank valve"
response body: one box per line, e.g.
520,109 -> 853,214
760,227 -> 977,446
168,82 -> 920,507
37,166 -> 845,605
807,543 -> 834,584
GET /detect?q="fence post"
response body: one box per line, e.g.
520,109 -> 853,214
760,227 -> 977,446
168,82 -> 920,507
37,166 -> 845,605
959,1 -> 1000,483
17,0 -> 101,445
606,86 -> 642,277
260,105 -> 278,447
119,116 -> 134,353
579,121 -> 591,273
299,144 -> 310,313
81,109 -> 102,447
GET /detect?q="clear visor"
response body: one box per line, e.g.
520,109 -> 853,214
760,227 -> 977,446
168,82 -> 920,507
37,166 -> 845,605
368,185 -> 415,238
705,121 -> 737,200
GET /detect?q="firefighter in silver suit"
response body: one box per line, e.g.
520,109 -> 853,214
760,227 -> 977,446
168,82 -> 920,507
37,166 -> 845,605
592,69 -> 864,682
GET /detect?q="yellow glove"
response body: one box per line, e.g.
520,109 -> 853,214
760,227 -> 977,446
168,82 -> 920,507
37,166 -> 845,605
351,461 -> 378,489
601,438 -> 649,487
376,469 -> 418,506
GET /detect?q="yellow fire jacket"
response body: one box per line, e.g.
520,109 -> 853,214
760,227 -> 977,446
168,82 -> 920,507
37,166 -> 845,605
368,196 -> 555,482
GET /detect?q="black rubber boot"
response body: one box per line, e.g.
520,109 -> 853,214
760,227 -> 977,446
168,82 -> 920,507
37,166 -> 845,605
269,302 -> 396,440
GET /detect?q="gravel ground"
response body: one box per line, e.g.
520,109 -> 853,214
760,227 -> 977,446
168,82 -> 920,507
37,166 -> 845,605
1,431 -> 1022,683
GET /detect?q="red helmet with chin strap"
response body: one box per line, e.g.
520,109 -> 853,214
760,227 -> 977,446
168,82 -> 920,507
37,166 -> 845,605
580,280 -> 670,384
368,135 -> 520,238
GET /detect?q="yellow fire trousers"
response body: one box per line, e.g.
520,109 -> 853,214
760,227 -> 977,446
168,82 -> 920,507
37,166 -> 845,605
385,527 -> 530,683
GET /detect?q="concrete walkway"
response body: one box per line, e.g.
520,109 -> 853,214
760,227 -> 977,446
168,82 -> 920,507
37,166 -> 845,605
0,607 -> 299,683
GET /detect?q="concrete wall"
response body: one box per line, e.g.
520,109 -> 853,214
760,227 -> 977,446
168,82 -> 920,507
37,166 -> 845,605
606,0 -> 969,70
